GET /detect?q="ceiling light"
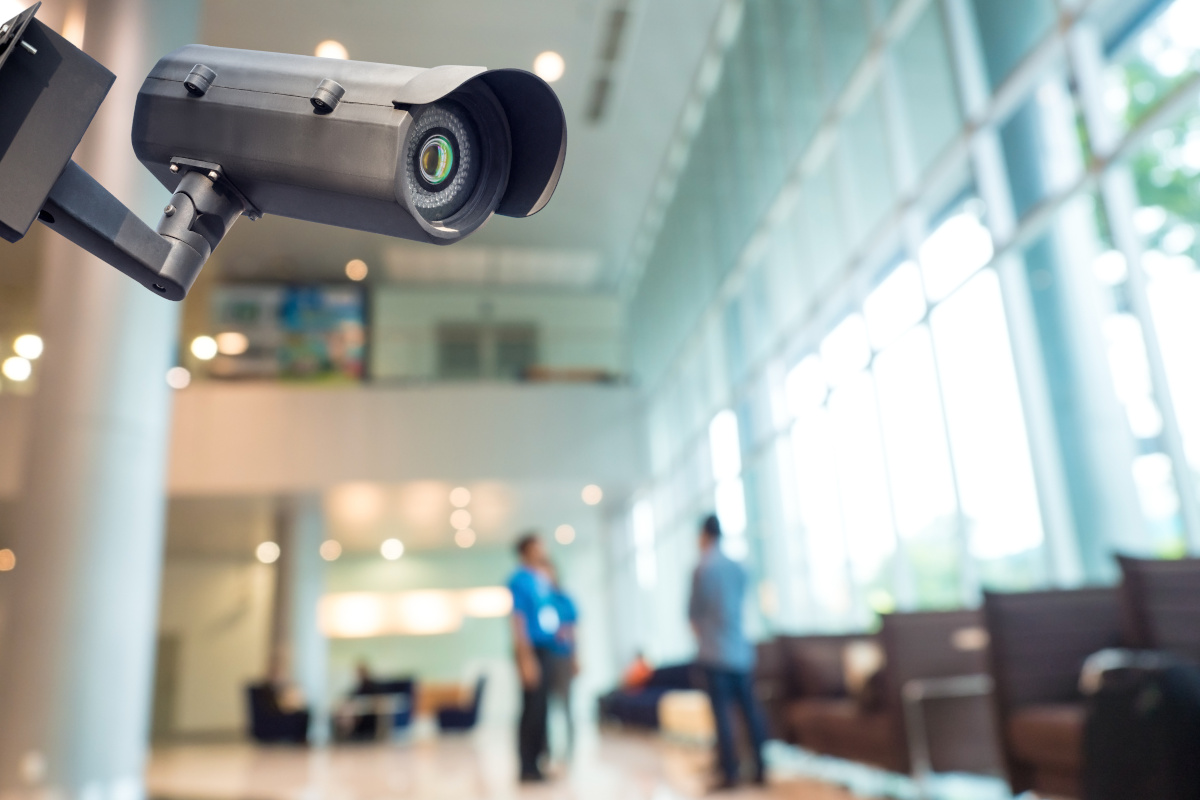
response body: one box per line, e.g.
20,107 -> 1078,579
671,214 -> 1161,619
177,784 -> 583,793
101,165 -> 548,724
256,541 -> 281,564
450,509 -> 472,530
533,50 -> 565,83
345,258 -> 369,281
581,484 -> 603,505
13,334 -> 42,360
0,548 -> 14,572
381,538 -> 405,560
320,540 -> 343,561
455,528 -> 476,548
449,486 -> 471,508
2,356 -> 30,382
190,335 -> 218,360
315,39 -> 349,60
215,331 -> 249,356
555,524 -> 576,545
165,366 -> 191,389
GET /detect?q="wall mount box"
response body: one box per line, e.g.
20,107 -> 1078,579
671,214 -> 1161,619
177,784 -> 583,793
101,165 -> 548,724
0,2 -> 114,243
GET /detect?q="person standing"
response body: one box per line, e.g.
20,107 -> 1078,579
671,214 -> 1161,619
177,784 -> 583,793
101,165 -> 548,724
508,532 -> 559,782
545,562 -> 579,759
688,514 -> 768,790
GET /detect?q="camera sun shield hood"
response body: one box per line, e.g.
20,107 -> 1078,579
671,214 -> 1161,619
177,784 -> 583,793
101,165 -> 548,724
132,46 -> 567,244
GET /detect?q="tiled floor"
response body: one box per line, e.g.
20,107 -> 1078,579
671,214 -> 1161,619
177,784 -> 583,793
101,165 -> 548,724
146,728 -> 861,800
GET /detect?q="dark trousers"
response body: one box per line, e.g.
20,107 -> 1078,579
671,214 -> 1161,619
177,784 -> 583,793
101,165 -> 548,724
703,666 -> 768,783
519,648 -> 552,777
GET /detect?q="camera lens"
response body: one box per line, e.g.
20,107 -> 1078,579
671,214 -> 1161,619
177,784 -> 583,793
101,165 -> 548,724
406,100 -> 479,222
419,135 -> 454,186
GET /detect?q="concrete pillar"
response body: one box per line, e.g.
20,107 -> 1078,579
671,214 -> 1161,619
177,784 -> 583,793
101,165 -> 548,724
0,2 -> 197,799
268,497 -> 329,744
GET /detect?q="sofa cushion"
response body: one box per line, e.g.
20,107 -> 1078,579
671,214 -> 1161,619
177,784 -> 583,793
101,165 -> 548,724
1008,703 -> 1086,770
786,698 -> 900,771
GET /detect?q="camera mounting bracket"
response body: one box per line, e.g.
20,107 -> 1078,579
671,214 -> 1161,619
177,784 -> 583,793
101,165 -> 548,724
39,158 -> 249,301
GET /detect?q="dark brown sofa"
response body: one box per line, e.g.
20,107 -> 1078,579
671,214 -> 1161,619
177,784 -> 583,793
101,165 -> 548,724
1118,554 -> 1200,663
778,611 -> 1002,776
983,587 -> 1123,798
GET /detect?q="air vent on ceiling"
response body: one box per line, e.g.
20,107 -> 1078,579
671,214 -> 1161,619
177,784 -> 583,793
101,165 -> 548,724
586,0 -> 634,123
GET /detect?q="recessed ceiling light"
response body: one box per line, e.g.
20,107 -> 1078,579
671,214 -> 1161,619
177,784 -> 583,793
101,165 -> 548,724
450,509 -> 472,530
315,40 -> 349,60
190,335 -> 218,360
256,541 -> 281,564
345,258 -> 368,281
0,548 -> 15,572
533,50 -> 565,82
2,356 -> 30,382
449,486 -> 471,507
320,540 -> 342,561
455,529 -> 476,548
555,524 -> 576,545
13,334 -> 42,360
582,484 -> 603,505
166,366 -> 191,389
381,538 -> 405,560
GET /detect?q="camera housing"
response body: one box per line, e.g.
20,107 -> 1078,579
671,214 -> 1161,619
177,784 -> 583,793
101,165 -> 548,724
133,45 -> 567,246
0,1 -> 567,300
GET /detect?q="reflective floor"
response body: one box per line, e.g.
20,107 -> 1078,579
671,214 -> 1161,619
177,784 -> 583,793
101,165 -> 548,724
147,728 -> 860,800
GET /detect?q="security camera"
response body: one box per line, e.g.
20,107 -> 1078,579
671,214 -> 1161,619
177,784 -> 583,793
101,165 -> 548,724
0,3 -> 566,300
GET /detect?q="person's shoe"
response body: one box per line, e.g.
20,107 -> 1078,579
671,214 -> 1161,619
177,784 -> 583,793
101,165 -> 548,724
519,770 -> 546,783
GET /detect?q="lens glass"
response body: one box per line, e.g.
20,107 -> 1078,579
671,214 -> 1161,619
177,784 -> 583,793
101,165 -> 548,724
419,135 -> 454,185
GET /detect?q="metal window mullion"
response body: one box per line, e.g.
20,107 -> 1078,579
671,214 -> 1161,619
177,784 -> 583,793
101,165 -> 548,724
942,0 -> 1083,587
1065,20 -> 1200,551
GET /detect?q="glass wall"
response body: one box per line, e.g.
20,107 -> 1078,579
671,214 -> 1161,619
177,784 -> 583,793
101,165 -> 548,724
612,0 -> 1200,652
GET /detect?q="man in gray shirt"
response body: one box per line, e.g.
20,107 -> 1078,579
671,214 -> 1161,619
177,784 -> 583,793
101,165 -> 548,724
689,514 -> 768,790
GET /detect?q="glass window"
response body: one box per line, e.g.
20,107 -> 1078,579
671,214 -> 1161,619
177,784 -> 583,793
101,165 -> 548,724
864,261 -> 927,350
893,3 -> 963,177
840,85 -> 897,238
791,406 -> 855,623
709,409 -> 743,481
874,325 -> 963,608
820,0 -> 871,96
971,0 -> 1058,89
1103,0 -> 1200,133
773,0 -> 826,154
920,207 -> 995,302
633,500 -> 658,590
820,314 -> 872,386
999,73 -> 1085,219
785,355 -> 829,414
828,371 -> 899,611
930,269 -> 1048,588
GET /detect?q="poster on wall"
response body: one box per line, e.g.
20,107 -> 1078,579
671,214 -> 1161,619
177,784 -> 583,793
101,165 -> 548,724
209,285 -> 365,381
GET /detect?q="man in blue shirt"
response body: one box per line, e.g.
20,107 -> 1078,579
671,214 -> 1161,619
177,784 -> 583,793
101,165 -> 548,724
688,514 -> 768,790
508,532 -> 558,782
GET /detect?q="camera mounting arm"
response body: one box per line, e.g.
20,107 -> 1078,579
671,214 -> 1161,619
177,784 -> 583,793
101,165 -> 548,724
41,160 -> 247,300
40,159 -> 251,301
